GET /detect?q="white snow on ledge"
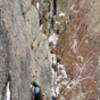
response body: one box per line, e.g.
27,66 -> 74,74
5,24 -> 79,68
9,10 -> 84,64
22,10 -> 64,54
6,82 -> 10,100
48,28 -> 68,97
59,12 -> 65,17
55,21 -> 60,25
55,63 -> 68,96
49,51 -> 68,97
36,2 -> 40,10
48,33 -> 59,46
58,63 -> 68,79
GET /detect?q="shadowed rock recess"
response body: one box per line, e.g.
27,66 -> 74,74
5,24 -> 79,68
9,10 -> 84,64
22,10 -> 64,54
0,0 -> 100,100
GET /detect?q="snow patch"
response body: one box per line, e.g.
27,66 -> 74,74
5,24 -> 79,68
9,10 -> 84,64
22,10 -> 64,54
55,63 -> 68,96
55,21 -> 60,25
49,51 -> 68,97
36,2 -> 40,9
49,53 -> 57,64
48,33 -> 58,46
51,68 -> 57,97
6,82 -> 10,100
40,24 -> 44,31
55,84 -> 61,96
48,30 -> 68,97
58,63 -> 67,79
51,87 -> 56,97
59,12 -> 65,17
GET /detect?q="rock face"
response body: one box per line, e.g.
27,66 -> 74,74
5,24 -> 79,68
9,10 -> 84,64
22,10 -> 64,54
1,0 -> 100,100
0,0 -> 52,99
0,0 -> 42,100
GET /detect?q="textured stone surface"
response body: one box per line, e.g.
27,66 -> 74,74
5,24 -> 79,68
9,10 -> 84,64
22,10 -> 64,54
1,0 -> 100,100
31,32 -> 52,99
0,0 -> 53,99
0,0 -> 52,99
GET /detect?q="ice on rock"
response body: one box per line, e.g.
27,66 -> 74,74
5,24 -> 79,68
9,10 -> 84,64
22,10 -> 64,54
58,63 -> 68,79
52,54 -> 57,65
6,82 -> 10,100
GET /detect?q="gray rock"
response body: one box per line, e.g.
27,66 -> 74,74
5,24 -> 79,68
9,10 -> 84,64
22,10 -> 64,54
0,0 -> 52,99
0,0 -> 38,100
32,33 -> 52,100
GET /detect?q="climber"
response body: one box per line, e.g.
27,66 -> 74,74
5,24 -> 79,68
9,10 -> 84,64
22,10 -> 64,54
31,81 -> 43,100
